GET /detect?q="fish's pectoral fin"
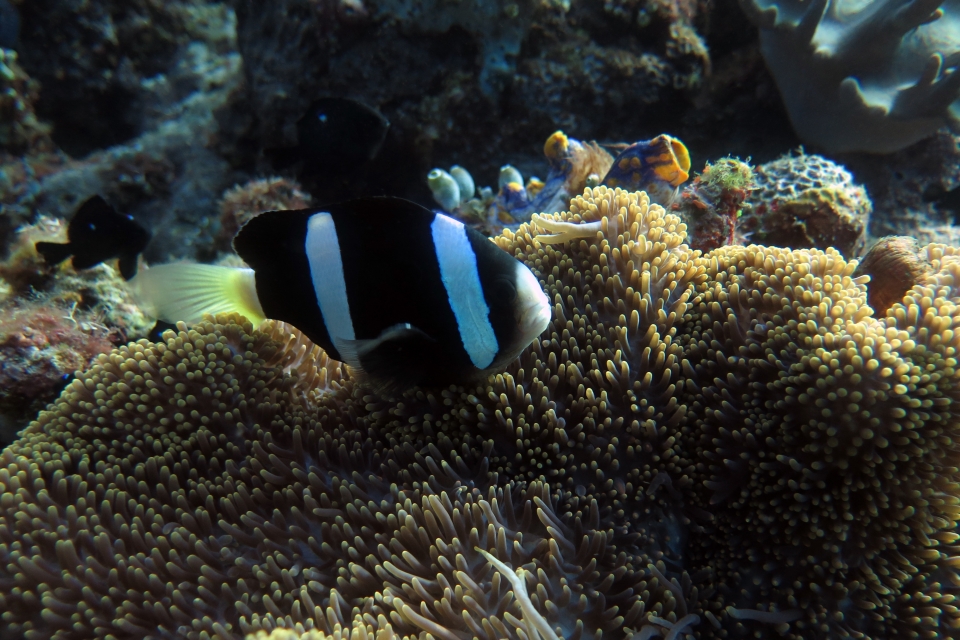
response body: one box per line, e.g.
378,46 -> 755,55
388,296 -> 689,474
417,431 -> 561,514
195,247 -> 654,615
34,241 -> 73,266
339,324 -> 436,395
117,253 -> 140,280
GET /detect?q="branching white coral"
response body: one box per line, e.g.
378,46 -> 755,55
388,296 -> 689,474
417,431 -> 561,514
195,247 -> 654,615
635,614 -> 701,640
740,0 -> 960,152
726,606 -> 802,635
532,213 -> 604,244
476,548 -> 560,640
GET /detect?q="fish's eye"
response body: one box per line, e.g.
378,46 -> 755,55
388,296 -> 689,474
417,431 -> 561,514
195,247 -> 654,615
492,277 -> 517,302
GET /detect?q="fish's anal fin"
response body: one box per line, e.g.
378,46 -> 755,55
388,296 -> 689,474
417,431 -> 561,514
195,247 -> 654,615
117,253 -> 139,280
35,241 -> 73,266
340,323 -> 436,394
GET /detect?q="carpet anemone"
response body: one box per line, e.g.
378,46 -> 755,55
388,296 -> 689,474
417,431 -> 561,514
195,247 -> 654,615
3,187 -> 960,639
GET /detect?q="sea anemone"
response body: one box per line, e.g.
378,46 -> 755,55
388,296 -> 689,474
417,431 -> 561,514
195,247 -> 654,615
3,187 -> 960,639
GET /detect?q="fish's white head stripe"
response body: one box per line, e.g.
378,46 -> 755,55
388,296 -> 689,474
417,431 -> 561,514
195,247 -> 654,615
305,212 -> 357,363
431,214 -> 499,369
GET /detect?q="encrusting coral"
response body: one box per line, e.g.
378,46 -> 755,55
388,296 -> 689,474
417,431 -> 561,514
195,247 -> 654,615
854,236 -> 936,316
3,187 -> 960,639
737,151 -> 871,256
671,157 -> 754,252
0,216 -> 154,443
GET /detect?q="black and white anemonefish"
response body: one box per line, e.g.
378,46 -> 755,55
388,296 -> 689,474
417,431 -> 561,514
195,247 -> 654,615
132,197 -> 552,392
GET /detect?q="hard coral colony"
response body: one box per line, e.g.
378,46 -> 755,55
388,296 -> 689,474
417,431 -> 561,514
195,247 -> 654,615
2,187 -> 960,639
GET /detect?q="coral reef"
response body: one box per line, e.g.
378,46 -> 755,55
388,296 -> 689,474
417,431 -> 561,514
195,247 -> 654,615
16,0 -> 238,156
429,131 -> 689,235
3,0 -> 244,265
0,47 -> 66,250
0,217 -> 152,445
842,129 -> 960,247
371,0 -> 570,98
0,297 -> 117,444
3,187 -> 960,639
740,0 -> 960,153
671,151 -> 870,255
670,156 -> 753,251
854,236 -> 935,315
737,151 -> 870,255
217,177 -> 313,250
230,0 -> 711,200
0,48 -> 52,154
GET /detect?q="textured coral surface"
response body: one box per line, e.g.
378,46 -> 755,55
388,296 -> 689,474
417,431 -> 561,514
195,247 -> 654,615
230,0 -> 711,202
0,216 -> 153,444
2,188 -> 960,639
740,151 -> 871,255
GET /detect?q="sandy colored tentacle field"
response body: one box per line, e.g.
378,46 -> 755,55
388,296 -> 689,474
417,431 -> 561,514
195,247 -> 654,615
2,186 -> 960,640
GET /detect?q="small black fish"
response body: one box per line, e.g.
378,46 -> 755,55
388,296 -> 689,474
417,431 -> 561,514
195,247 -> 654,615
267,97 -> 390,177
36,195 -> 152,280
146,319 -> 178,342
926,185 -> 960,223
0,0 -> 19,49
132,197 -> 551,392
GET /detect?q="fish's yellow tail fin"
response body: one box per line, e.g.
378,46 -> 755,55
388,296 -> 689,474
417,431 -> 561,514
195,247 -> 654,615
131,263 -> 266,325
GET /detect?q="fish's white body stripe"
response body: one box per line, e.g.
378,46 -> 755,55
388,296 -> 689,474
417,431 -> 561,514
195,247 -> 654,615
431,213 -> 498,368
305,212 -> 356,361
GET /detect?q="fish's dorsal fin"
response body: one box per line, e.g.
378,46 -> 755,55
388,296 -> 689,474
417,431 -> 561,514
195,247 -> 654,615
339,323 -> 436,394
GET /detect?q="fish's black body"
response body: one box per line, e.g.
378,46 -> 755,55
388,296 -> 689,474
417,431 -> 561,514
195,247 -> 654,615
0,0 -> 19,49
35,195 -> 151,280
267,97 -> 390,178
234,197 -> 549,391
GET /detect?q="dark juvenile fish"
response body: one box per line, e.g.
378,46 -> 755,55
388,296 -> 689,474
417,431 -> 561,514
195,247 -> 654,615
0,0 -> 20,49
926,185 -> 960,223
146,319 -> 178,342
36,195 -> 152,280
267,97 -> 390,177
131,197 -> 551,392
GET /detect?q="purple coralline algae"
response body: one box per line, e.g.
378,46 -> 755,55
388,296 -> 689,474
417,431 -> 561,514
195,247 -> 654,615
0,217 -> 151,443
671,156 -> 754,251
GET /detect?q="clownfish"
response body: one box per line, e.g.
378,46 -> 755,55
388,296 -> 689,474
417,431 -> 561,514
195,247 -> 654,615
132,197 -> 552,392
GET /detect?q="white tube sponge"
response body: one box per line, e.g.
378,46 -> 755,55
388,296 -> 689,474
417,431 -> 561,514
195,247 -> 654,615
740,0 -> 960,153
499,164 -> 524,189
450,165 -> 476,202
427,168 -> 461,211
